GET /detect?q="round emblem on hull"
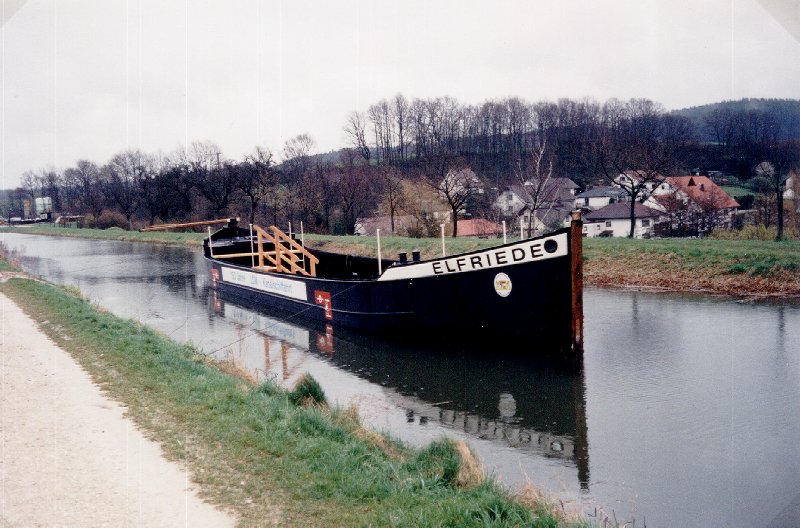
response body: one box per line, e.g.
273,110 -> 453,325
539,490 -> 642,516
493,272 -> 512,297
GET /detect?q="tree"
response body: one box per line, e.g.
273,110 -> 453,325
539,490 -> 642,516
593,99 -> 690,237
514,141 -> 557,237
754,142 -> 800,241
343,112 -> 371,162
104,150 -> 148,229
196,161 -> 238,217
336,149 -> 376,235
379,168 -> 408,235
239,147 -> 276,225
282,134 -> 315,181
430,162 -> 482,238
63,160 -> 106,219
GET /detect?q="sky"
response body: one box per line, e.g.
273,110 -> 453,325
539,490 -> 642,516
1,0 -> 799,189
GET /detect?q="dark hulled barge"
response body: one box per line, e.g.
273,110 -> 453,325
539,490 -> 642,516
203,214 -> 584,356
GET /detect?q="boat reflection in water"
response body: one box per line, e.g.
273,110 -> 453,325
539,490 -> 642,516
210,289 -> 590,490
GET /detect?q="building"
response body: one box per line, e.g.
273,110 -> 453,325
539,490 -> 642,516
574,186 -> 629,210
454,218 -> 504,238
649,176 -> 740,232
583,203 -> 663,238
495,178 -> 579,236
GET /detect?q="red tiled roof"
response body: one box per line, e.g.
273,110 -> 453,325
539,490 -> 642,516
666,176 -> 739,209
456,218 -> 504,237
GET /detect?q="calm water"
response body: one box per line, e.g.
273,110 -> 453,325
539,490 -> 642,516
3,233 -> 799,528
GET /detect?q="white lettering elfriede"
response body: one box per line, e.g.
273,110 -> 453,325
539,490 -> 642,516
377,232 -> 568,282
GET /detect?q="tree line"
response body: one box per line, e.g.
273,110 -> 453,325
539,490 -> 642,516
5,95 -> 799,238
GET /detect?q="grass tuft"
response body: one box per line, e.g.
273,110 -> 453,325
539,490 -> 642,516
289,373 -> 328,407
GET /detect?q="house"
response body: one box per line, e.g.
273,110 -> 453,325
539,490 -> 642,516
574,186 -> 629,210
455,218 -> 504,238
649,176 -> 740,232
614,170 -> 665,196
583,203 -> 663,238
495,178 -> 579,236
785,170 -> 797,201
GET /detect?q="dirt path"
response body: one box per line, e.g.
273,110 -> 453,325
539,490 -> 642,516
0,293 -> 236,527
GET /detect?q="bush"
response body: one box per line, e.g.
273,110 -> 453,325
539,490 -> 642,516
711,225 -> 799,240
288,373 -> 327,406
85,211 -> 129,230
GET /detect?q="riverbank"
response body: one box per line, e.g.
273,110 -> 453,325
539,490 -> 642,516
6,224 -> 800,297
0,269 -> 582,527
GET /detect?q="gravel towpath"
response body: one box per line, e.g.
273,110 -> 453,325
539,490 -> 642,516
0,292 -> 237,527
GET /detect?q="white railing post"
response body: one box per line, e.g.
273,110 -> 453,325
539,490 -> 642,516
249,224 -> 255,268
376,228 -> 382,275
502,220 -> 507,244
440,224 -> 446,257
207,226 -> 214,257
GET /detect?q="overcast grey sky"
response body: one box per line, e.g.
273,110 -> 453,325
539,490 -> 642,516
2,0 -> 799,189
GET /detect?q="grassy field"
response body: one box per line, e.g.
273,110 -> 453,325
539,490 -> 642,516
6,223 -> 800,296
720,185 -> 753,198
0,275 -> 583,527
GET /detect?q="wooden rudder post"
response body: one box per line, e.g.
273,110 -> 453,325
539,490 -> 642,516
570,210 -> 584,363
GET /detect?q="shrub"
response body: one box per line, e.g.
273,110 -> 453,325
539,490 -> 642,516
85,211 -> 129,230
288,373 -> 327,406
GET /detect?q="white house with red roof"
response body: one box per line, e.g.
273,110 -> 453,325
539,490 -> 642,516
647,175 -> 739,230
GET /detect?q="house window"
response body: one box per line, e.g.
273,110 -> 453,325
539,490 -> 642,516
641,219 -> 650,227
605,221 -> 612,227
584,198 -> 589,206
506,194 -> 512,202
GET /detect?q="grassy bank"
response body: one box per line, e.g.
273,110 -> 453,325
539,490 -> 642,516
0,275 -> 581,527
6,224 -> 800,296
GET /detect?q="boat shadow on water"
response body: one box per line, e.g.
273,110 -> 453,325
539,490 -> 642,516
209,288 -> 591,490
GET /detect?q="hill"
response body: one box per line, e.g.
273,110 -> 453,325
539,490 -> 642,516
673,98 -> 800,142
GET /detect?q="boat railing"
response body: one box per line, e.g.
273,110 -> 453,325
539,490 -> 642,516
253,225 -> 318,277
209,225 -> 318,277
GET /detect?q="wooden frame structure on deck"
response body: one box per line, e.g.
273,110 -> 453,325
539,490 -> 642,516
209,224 -> 318,277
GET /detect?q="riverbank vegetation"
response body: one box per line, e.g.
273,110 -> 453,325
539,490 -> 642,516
7,224 -> 800,296
0,274 -> 586,527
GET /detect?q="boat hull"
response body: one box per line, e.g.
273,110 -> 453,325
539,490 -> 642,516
205,227 -> 580,352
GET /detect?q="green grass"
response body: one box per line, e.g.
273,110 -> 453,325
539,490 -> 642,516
1,276 -> 581,527
4,224 -> 207,246
720,185 -> 753,198
583,237 -> 800,277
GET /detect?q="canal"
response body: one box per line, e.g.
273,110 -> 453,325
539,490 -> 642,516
2,233 -> 799,527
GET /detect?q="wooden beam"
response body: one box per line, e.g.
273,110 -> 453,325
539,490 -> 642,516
140,218 -> 235,232
570,210 -> 584,366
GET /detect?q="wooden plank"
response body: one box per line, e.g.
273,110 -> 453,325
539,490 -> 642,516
140,218 -> 234,231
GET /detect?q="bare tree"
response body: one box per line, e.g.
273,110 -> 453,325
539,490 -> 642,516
343,112 -> 371,162
239,147 -> 276,225
593,99 -> 689,237
515,141 -> 557,237
104,150 -> 148,229
429,161 -> 482,237
754,142 -> 800,241
63,160 -> 106,219
282,133 -> 316,182
380,168 -> 408,234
